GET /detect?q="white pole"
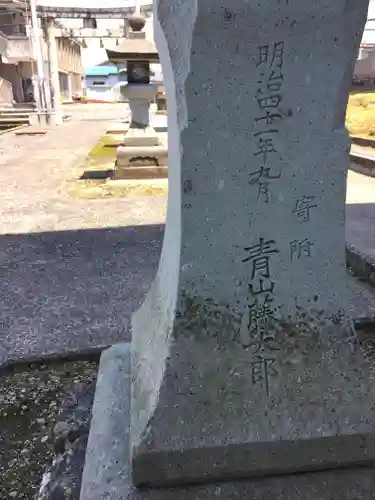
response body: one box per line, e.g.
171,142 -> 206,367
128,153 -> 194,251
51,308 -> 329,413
29,0 -> 48,117
45,18 -> 63,125
135,0 -> 141,15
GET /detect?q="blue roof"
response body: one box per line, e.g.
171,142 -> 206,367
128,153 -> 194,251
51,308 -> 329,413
84,65 -> 120,77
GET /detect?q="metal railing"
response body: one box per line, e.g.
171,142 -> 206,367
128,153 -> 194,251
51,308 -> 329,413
0,23 -> 27,37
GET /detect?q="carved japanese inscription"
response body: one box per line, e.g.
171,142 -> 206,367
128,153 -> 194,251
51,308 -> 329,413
250,41 -> 285,203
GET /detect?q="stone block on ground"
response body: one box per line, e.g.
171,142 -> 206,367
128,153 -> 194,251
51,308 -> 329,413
116,144 -> 168,177
115,165 -> 168,180
123,127 -> 160,147
79,344 -> 375,500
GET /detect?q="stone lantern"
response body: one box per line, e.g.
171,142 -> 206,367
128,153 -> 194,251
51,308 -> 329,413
106,13 -> 168,179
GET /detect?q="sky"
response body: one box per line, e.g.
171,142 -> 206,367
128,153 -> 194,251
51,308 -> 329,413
38,0 -> 375,67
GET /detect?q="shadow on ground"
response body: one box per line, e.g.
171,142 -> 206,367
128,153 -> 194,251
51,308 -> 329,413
1,203 -> 375,368
0,224 -> 164,368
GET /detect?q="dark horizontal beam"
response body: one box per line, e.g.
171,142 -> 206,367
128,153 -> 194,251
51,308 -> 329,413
36,5 -> 153,19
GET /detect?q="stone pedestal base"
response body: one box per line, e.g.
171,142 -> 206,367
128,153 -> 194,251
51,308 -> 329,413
106,122 -> 128,134
115,165 -> 168,180
103,122 -> 129,147
79,344 -> 375,500
103,134 -> 126,147
115,145 -> 168,180
123,126 -> 159,147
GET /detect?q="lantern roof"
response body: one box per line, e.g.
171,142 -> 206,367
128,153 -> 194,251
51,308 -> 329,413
106,12 -> 159,63
106,38 -> 159,63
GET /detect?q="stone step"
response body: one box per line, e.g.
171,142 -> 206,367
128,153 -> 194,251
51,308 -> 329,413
115,165 -> 168,180
0,117 -> 30,124
0,114 -> 33,119
0,114 -> 32,119
0,108 -> 35,112
351,136 -> 375,149
0,124 -> 26,130
12,102 -> 36,109
0,108 -> 36,113
0,115 -> 30,120
350,153 -> 375,177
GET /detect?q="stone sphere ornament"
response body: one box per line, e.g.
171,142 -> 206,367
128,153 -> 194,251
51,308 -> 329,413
128,14 -> 146,32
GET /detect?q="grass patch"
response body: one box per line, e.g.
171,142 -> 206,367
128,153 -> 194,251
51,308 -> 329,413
88,138 -> 117,160
64,134 -> 168,200
346,91 -> 375,138
80,138 -> 117,173
66,163 -> 167,201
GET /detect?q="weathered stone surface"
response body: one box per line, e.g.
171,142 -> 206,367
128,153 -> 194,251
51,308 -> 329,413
115,165 -> 168,180
123,128 -> 160,147
123,86 -> 158,128
131,0 -> 373,487
92,465 -> 375,500
116,145 -> 168,171
80,345 -> 375,500
114,83 -> 167,174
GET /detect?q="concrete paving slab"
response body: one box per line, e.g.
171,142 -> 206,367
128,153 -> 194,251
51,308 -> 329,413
0,225 -> 163,368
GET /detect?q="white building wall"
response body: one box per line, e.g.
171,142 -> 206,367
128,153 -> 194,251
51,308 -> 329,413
84,73 -> 124,101
354,46 -> 375,80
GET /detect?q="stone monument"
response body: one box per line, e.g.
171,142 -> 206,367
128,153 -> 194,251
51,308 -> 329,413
132,0 -> 375,487
106,12 -> 168,180
80,0 -> 375,498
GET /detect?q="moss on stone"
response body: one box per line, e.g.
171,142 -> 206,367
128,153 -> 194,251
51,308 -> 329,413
88,140 -> 117,159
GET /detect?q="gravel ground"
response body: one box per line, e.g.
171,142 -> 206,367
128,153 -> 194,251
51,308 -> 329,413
0,359 -> 98,500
